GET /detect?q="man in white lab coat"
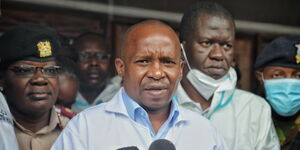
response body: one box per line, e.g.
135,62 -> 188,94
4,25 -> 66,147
175,1 -> 280,150
51,20 -> 228,150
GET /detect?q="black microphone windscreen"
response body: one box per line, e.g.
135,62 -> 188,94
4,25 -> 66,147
148,139 -> 176,150
117,146 -> 139,150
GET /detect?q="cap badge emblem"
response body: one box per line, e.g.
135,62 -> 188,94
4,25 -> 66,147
295,44 -> 300,64
37,41 -> 52,57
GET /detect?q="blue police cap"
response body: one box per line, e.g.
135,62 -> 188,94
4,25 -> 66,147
254,35 -> 300,69
0,23 -> 61,65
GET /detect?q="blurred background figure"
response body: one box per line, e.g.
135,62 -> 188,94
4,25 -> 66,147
0,24 -> 70,150
255,36 -> 300,150
56,57 -> 78,108
53,46 -> 78,118
72,32 -> 121,113
53,43 -> 78,108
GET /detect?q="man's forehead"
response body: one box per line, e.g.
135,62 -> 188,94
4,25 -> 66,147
128,33 -> 179,54
122,20 -> 180,57
192,16 -> 235,41
264,66 -> 300,72
196,14 -> 234,30
137,33 -> 177,44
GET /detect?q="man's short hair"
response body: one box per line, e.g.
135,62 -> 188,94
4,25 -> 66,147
73,32 -> 109,52
179,1 -> 235,42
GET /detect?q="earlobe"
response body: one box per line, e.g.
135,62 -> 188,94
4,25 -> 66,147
115,58 -> 125,77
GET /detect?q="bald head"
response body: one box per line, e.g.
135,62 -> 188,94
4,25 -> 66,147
121,20 -> 181,59
115,20 -> 183,111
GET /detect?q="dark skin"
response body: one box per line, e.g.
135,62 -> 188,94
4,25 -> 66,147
255,66 -> 300,83
75,35 -> 110,104
57,72 -> 78,108
115,20 -> 183,133
1,60 -> 59,133
181,14 -> 235,110
256,66 -> 300,122
256,66 -> 300,100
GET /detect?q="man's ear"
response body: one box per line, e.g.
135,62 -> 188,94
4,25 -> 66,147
255,70 -> 264,85
178,59 -> 184,81
115,58 -> 125,77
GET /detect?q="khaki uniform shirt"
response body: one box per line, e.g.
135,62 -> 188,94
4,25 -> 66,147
14,107 -> 69,150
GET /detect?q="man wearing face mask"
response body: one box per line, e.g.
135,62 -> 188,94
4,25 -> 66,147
175,1 -> 279,150
255,36 -> 300,150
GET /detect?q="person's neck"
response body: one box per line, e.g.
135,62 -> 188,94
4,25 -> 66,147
12,108 -> 51,133
146,105 -> 171,134
80,84 -> 106,104
181,77 -> 211,110
273,111 -> 299,123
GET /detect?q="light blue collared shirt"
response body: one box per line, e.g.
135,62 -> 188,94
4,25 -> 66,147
122,88 -> 179,140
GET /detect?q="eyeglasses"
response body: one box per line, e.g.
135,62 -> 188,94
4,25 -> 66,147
78,52 -> 111,62
8,65 -> 62,78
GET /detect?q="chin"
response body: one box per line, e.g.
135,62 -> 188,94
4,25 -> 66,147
208,71 -> 227,79
144,100 -> 170,111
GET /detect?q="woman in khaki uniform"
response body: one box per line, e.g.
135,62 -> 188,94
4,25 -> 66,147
0,24 -> 70,150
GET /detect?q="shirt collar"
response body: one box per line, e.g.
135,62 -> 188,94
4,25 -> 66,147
13,107 -> 60,135
122,88 -> 141,121
121,88 -> 180,126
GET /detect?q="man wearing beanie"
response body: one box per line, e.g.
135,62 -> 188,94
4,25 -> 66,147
0,24 -> 69,150
255,36 -> 300,150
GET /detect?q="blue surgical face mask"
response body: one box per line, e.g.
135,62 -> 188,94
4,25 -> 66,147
264,78 -> 300,116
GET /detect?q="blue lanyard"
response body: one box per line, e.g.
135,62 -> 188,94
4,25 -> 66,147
208,90 -> 235,120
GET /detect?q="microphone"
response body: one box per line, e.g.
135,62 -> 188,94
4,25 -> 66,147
117,146 -> 139,150
148,139 -> 176,150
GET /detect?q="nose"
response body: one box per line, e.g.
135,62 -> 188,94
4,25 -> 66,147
89,56 -> 99,66
30,69 -> 48,85
287,74 -> 293,78
208,43 -> 224,61
147,62 -> 165,81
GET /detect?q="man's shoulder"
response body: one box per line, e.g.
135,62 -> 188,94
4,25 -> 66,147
79,102 -> 108,116
98,77 -> 122,103
106,76 -> 122,89
234,89 -> 269,107
178,105 -> 212,126
56,106 -> 77,119
176,106 -> 219,139
232,89 -> 271,117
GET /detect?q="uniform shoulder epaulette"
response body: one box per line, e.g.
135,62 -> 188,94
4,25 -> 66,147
55,105 -> 77,119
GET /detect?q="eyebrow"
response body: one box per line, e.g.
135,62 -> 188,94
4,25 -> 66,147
133,55 -> 152,59
160,56 -> 179,61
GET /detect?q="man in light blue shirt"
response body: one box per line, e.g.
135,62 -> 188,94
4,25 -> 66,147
122,88 -> 179,140
52,20 -> 228,150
